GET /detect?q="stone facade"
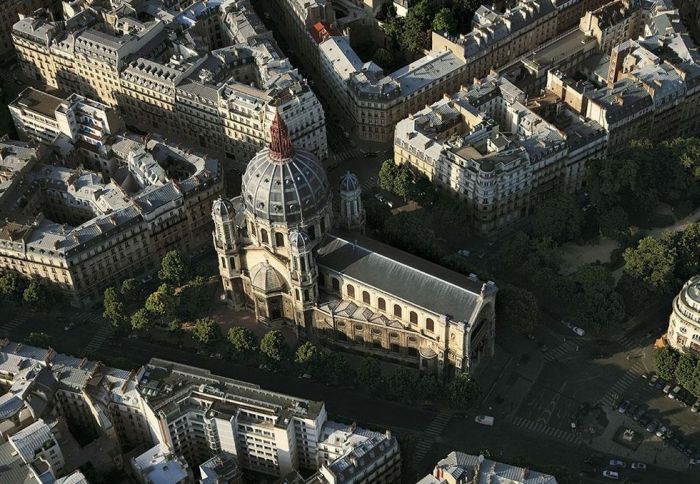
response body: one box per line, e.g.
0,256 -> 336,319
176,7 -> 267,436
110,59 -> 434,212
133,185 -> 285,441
667,276 -> 700,354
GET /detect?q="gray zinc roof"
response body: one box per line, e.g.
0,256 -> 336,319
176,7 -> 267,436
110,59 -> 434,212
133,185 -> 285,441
317,233 -> 486,323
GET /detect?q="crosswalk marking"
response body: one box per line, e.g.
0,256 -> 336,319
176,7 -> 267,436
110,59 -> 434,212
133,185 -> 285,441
0,316 -> 25,336
84,321 -> 114,355
414,411 -> 453,463
597,361 -> 644,407
511,416 -> 580,445
543,340 -> 577,362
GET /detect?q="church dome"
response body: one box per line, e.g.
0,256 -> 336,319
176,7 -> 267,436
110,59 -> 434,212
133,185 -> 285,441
242,113 -> 330,225
289,230 -> 310,252
212,197 -> 235,219
339,171 -> 360,192
251,262 -> 286,293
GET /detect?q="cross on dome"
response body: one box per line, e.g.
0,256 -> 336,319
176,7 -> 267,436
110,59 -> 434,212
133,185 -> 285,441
269,112 -> 294,160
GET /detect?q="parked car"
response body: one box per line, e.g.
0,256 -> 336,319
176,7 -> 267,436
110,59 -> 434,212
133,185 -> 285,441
685,446 -> 697,457
690,458 -> 700,466
632,406 -> 646,421
602,470 -> 619,480
648,374 -> 659,387
630,462 -> 647,471
663,383 -> 673,394
655,378 -> 666,390
692,401 -> 700,413
628,403 -> 639,417
475,415 -> 495,426
669,385 -> 682,399
646,420 -> 658,433
617,400 -> 632,414
639,414 -> 652,426
458,249 -> 471,258
656,425 -> 668,438
609,460 -> 626,468
572,326 -> 585,336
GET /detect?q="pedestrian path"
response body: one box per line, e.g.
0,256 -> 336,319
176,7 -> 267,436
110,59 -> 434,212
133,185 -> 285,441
361,176 -> 377,192
614,332 -> 644,351
0,316 -> 25,337
597,361 -> 645,407
510,416 -> 580,444
414,411 -> 452,463
543,340 -> 577,362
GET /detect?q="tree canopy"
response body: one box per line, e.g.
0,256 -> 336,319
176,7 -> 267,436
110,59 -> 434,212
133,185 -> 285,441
159,250 -> 188,286
496,284 -> 539,334
227,327 -> 257,355
260,330 -> 288,368
530,191 -> 583,244
103,287 -> 127,329
192,318 -> 220,345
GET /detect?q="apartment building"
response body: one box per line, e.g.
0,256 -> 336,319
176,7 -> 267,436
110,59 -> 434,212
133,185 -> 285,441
394,73 -> 606,233
12,0 -> 327,162
131,443 -> 194,484
9,87 -> 125,166
0,341 -> 400,481
579,0 -> 643,54
419,451 -> 557,484
0,0 -> 60,58
0,133 -> 222,304
9,419 -> 65,477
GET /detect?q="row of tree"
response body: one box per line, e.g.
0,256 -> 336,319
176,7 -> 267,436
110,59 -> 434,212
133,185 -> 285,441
655,347 -> 700,398
0,272 -> 51,308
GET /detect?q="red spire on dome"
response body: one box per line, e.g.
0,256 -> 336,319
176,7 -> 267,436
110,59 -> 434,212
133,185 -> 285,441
269,112 -> 294,160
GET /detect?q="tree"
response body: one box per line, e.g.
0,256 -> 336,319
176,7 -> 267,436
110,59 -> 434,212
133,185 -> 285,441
383,212 -> 440,261
393,164 -> 414,200
496,284 -> 539,334
599,206 -> 629,240
131,308 -> 154,332
295,341 -> 323,376
22,281 -> 47,308
378,159 -> 399,193
432,8 -> 457,35
664,223 -> 700,281
654,346 -> 679,380
192,318 -> 220,345
624,236 -> 677,292
0,272 -> 21,301
496,231 -> 530,271
357,358 -> 383,394
448,373 -> 479,409
675,352 -> 697,389
120,278 -> 139,304
570,265 -> 625,333
145,284 -> 176,319
326,354 -> 356,387
159,250 -> 188,286
260,330 -> 287,368
179,276 -> 209,318
26,332 -> 51,347
531,191 -> 583,244
372,48 -> 393,69
103,287 -> 127,329
386,367 -> 416,400
401,15 -> 429,56
227,327 -> 257,356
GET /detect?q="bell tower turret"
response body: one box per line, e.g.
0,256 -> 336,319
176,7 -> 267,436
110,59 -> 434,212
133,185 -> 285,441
339,171 -> 365,234
289,229 -> 318,336
212,198 -> 244,307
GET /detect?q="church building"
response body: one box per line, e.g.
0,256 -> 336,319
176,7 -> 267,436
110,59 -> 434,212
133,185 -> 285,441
212,113 -> 496,375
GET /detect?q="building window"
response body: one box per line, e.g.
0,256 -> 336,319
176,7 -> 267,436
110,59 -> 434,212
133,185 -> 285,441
332,278 -> 340,292
426,318 -> 434,332
378,297 -> 386,311
260,229 -> 269,244
347,284 -> 355,298
393,304 -> 402,318
275,232 -> 284,247
362,291 -> 370,304
410,311 -> 417,324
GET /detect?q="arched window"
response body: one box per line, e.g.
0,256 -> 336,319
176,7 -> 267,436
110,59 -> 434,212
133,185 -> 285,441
362,291 -> 370,304
347,284 -> 355,298
220,256 -> 225,267
393,304 -> 402,318
308,225 -> 316,240
410,311 -> 418,324
229,257 -> 235,268
378,298 -> 386,311
260,228 -> 269,244
332,278 -> 340,292
426,318 -> 434,332
295,289 -> 300,301
275,232 -> 284,247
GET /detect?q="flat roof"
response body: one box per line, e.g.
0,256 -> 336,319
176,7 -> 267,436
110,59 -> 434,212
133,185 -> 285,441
13,87 -> 64,118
